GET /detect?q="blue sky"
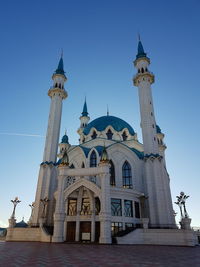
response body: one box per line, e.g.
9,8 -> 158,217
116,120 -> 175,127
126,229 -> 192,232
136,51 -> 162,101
0,0 -> 200,227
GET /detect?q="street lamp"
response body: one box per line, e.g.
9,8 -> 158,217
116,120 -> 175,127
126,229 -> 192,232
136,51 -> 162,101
11,197 -> 21,218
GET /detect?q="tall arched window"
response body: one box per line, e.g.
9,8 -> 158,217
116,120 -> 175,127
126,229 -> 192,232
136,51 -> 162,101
122,161 -> 132,188
90,151 -> 97,167
110,160 -> 115,186
81,162 -> 85,168
91,131 -> 97,139
106,129 -> 113,140
122,131 -> 127,141
70,164 -> 75,169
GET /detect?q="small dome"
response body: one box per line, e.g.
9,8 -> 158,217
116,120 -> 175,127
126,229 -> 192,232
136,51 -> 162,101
61,134 -> 69,144
15,219 -> 28,228
83,115 -> 135,135
156,125 -> 162,134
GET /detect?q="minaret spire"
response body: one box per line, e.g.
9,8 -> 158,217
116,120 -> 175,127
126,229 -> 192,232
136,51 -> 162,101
77,98 -> 90,143
82,97 -> 88,116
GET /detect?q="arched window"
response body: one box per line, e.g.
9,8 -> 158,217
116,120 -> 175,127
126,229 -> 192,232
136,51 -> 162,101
141,67 -> 144,73
110,160 -> 115,186
81,162 -> 85,168
122,161 -> 132,189
122,131 -> 127,141
70,164 -> 75,169
55,83 -> 58,88
91,131 -> 97,139
106,129 -> 113,140
90,151 -> 97,167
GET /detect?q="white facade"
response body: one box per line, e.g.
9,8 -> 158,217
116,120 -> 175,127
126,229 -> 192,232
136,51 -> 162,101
8,41 -> 197,246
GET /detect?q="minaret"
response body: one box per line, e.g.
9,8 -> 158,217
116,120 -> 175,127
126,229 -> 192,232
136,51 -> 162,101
133,39 -> 158,155
43,56 -> 68,162
77,98 -> 90,143
133,40 -> 176,227
31,56 -> 67,225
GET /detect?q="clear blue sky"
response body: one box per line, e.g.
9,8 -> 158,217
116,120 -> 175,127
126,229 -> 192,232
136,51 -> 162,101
0,0 -> 200,227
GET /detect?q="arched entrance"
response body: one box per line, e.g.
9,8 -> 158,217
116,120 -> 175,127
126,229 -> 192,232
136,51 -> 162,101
65,186 -> 101,242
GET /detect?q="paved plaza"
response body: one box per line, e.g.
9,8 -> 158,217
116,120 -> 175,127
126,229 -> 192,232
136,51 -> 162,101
0,241 -> 199,267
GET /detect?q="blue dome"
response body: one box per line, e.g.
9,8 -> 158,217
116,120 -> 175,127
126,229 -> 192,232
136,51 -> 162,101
15,220 -> 28,228
156,125 -> 162,134
61,134 -> 69,144
83,115 -> 135,135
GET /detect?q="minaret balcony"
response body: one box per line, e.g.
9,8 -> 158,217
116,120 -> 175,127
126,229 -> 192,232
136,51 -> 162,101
48,87 -> 68,99
133,71 -> 154,86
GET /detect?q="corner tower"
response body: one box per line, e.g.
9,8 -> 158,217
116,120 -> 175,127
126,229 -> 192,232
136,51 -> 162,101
77,98 -> 90,143
31,56 -> 68,225
133,39 -> 175,227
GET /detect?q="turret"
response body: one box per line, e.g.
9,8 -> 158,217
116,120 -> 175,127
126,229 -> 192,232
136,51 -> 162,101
156,125 -> 167,159
77,99 -> 90,143
58,132 -> 70,159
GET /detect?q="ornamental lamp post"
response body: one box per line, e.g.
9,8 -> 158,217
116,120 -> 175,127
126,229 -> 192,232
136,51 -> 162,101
28,202 -> 35,225
10,197 -> 21,219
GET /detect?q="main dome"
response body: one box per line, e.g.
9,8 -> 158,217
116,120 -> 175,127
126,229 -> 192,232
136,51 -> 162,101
83,115 -> 135,135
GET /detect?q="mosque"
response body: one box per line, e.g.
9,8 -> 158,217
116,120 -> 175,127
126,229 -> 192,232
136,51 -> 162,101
6,40 -> 197,246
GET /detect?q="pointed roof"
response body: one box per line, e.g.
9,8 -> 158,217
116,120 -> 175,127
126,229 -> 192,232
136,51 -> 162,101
136,40 -> 147,59
61,133 -> 69,144
55,56 -> 65,76
82,99 -> 88,116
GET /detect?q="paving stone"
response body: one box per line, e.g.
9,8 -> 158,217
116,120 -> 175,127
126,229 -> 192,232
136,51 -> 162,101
0,242 -> 199,267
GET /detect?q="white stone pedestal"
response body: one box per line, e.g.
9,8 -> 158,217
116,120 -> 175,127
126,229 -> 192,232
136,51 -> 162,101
141,218 -> 149,229
180,217 -> 191,230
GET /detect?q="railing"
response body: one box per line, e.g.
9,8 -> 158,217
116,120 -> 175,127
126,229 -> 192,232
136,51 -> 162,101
149,224 -> 180,229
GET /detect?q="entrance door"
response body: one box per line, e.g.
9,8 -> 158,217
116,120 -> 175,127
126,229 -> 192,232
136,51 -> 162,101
95,222 -> 100,242
66,222 -> 76,242
80,222 -> 91,242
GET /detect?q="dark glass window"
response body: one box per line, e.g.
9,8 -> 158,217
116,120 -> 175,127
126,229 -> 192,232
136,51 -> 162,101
125,223 -> 134,230
122,161 -> 132,188
122,131 -> 127,141
95,197 -> 101,215
106,129 -> 113,140
91,131 -> 97,139
124,200 -> 133,217
111,198 -> 122,216
111,222 -> 123,236
70,164 -> 75,169
134,201 -> 140,218
90,151 -> 97,167
68,198 -> 77,216
81,162 -> 85,168
110,160 -> 115,186
81,198 -> 91,215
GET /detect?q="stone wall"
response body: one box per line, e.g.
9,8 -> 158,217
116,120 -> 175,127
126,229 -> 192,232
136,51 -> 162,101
6,227 -> 51,242
116,229 -> 198,246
